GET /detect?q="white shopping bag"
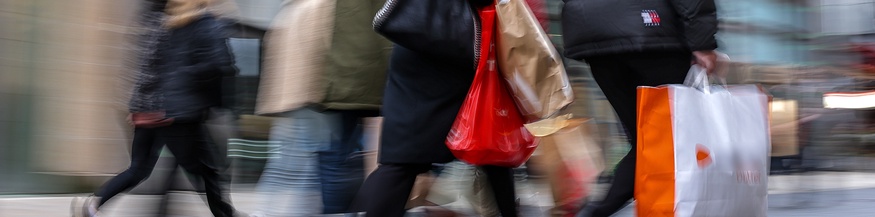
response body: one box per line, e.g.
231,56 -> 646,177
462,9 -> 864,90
635,65 -> 770,217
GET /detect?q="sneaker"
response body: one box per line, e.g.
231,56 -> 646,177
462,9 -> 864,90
248,211 -> 265,217
80,195 -> 100,217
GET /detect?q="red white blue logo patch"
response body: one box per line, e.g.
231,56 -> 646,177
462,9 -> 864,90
641,10 -> 661,26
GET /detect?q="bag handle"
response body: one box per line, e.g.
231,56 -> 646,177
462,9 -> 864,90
683,53 -> 730,94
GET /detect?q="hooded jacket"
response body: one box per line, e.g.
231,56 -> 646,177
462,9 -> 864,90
561,0 -> 718,59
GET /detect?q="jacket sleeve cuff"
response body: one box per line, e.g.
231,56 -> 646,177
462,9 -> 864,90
689,41 -> 718,51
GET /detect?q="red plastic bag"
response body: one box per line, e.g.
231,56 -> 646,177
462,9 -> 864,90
445,5 -> 537,168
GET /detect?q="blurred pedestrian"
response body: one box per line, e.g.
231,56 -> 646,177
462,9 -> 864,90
249,0 -> 391,216
561,0 -> 719,216
351,1 -> 519,216
72,0 -> 238,216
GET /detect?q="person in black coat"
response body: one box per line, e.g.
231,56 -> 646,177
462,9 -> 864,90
353,42 -> 520,216
74,0 -> 237,216
561,0 -> 719,216
352,1 -> 519,216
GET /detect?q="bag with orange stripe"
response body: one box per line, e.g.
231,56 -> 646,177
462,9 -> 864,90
635,64 -> 770,217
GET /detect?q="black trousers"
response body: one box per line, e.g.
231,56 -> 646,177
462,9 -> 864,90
354,164 -> 518,217
157,112 -> 235,217
95,123 -> 234,217
586,51 -> 691,217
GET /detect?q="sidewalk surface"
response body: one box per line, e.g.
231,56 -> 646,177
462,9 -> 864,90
2,172 -> 875,216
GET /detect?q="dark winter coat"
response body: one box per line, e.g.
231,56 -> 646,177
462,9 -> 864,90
128,11 -> 167,113
378,44 -> 475,164
561,0 -> 718,59
157,15 -> 235,123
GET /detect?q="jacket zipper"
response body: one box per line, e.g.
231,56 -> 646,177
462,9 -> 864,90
373,0 -> 399,30
471,4 -> 481,70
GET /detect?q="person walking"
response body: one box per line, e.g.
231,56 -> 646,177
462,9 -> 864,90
351,2 -> 520,216
250,0 -> 391,216
74,0 -> 238,216
560,0 -> 719,216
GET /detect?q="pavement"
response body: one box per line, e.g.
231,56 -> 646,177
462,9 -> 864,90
2,172 -> 875,216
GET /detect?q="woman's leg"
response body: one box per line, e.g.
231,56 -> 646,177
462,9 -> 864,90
95,127 -> 163,207
353,163 -> 432,217
319,110 -> 367,213
252,108 -> 331,216
482,165 -> 518,217
161,123 -> 235,217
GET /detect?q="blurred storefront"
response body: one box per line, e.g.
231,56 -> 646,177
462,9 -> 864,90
1,0 -> 143,194
0,0 -> 277,194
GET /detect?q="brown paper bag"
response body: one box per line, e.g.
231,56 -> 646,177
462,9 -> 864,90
495,0 -> 574,121
770,100 -> 800,156
363,117 -> 383,176
530,118 -> 605,217
406,173 -> 437,209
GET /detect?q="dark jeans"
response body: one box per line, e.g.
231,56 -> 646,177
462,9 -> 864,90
585,51 -> 691,217
319,110 -> 371,213
353,164 -> 518,217
95,123 -> 234,217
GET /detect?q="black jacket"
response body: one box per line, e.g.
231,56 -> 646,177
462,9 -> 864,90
158,15 -> 235,123
561,0 -> 718,59
378,44 -> 475,164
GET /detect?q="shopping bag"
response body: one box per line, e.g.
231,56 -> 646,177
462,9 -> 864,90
446,4 -> 537,168
526,116 -> 605,217
769,99 -> 800,156
635,65 -> 770,217
494,0 -> 574,121
363,117 -> 382,177
406,173 -> 437,209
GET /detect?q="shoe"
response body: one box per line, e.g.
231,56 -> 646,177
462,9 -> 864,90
70,195 -> 100,217
248,211 -> 265,217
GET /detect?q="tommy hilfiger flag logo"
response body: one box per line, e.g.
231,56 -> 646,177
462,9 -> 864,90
641,10 -> 661,26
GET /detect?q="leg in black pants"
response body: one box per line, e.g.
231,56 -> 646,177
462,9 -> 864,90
355,163 -> 432,217
157,122 -> 229,217
586,51 -> 691,217
482,165 -> 518,217
96,127 -> 163,207
160,123 -> 235,217
355,164 -> 519,217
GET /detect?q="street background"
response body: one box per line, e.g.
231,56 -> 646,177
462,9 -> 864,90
1,0 -> 874,216
4,172 -> 875,216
